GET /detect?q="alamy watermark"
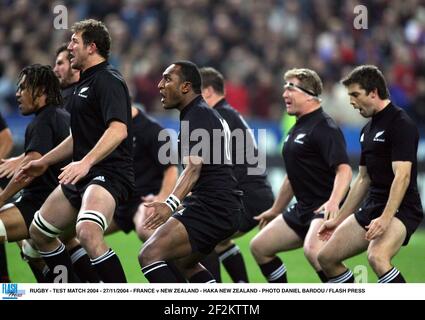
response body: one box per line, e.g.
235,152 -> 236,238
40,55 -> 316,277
53,4 -> 68,29
157,121 -> 267,176
353,5 -> 368,29
354,264 -> 368,283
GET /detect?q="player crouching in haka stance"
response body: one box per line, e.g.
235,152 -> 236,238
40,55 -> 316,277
250,68 -> 352,283
318,65 -> 423,283
139,61 -> 243,283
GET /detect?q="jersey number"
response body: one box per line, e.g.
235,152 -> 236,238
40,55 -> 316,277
219,118 -> 231,162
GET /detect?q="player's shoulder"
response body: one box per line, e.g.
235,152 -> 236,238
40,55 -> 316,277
96,64 -> 126,87
186,97 -> 211,118
216,103 -> 240,119
315,110 -> 341,132
393,106 -> 416,127
38,105 -> 70,125
55,106 -> 71,122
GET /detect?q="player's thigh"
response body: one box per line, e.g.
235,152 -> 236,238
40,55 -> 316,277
80,184 -> 116,224
304,218 -> 326,253
251,215 -> 303,256
368,217 -> 406,260
0,204 -> 29,242
143,217 -> 192,261
38,185 -> 79,230
321,215 -> 369,262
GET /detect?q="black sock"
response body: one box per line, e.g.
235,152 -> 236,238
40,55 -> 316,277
141,261 -> 179,283
317,270 -> 328,283
218,244 -> 248,283
0,243 -> 10,282
328,269 -> 354,283
259,257 -> 287,283
90,248 -> 126,283
39,243 -> 80,283
69,245 -> 100,283
27,260 -> 48,283
189,269 -> 216,283
167,261 -> 187,283
201,251 -> 221,283
42,266 -> 54,282
378,267 -> 406,283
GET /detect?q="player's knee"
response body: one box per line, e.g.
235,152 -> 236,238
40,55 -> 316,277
367,251 -> 387,270
249,236 -> 263,260
30,211 -> 62,244
303,242 -> 320,262
317,247 -> 333,269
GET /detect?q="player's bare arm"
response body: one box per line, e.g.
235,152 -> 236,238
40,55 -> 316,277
365,161 -> 411,241
17,135 -> 73,181
144,155 -> 202,230
0,153 -> 24,179
59,121 -> 127,185
318,165 -> 370,240
254,175 -> 294,229
0,127 -> 13,159
315,163 -> 352,220
0,151 -> 41,207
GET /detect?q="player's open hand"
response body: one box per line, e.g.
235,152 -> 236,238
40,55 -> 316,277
15,159 -> 48,183
59,160 -> 90,185
314,200 -> 339,220
365,216 -> 391,241
254,209 -> 278,230
143,201 -> 173,230
317,219 -> 340,241
0,156 -> 23,178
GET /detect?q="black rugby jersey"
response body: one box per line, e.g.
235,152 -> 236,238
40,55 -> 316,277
68,61 -> 134,184
61,82 -> 77,113
213,98 -> 268,184
360,103 -> 420,204
179,95 -> 238,193
282,107 -> 349,209
133,108 -> 174,196
23,105 -> 70,198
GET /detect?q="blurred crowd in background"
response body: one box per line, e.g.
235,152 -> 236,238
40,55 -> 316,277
0,0 -> 424,132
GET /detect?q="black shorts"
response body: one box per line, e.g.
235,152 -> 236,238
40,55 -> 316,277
172,191 -> 242,255
239,183 -> 274,233
282,203 -> 324,240
354,197 -> 423,246
62,170 -> 132,211
14,193 -> 48,230
113,195 -> 142,233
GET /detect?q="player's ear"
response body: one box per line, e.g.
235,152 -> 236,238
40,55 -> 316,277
88,42 -> 97,55
181,81 -> 191,94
